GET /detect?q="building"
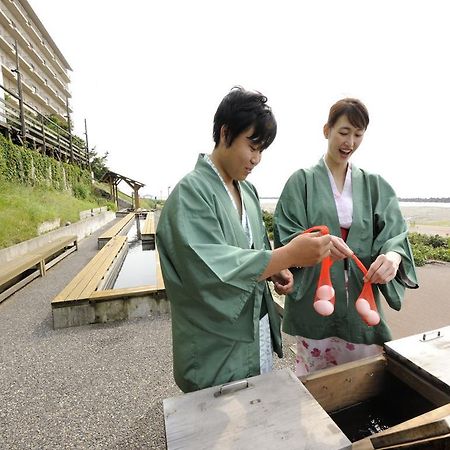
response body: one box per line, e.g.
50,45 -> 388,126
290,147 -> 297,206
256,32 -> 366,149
0,0 -> 71,120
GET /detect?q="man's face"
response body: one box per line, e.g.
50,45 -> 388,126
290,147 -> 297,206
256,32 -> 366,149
222,128 -> 263,182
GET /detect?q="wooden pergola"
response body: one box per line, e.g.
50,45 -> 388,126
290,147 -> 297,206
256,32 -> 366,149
101,170 -> 145,210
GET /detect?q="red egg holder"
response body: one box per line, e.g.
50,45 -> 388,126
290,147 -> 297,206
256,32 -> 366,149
302,226 -> 380,327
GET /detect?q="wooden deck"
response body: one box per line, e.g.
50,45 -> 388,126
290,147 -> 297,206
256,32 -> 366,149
141,211 -> 156,245
53,236 -> 128,306
52,240 -> 167,329
0,235 -> 77,303
97,213 -> 135,249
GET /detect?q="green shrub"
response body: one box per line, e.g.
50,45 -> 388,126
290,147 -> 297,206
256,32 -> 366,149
72,183 -> 91,200
262,210 -> 274,240
409,232 -> 449,265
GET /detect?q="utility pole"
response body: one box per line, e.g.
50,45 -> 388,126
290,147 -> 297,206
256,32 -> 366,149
84,118 -> 91,172
13,40 -> 25,143
65,96 -> 74,163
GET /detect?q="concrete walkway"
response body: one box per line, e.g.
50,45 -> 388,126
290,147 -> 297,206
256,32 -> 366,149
1,221 -> 448,449
0,223 -> 180,449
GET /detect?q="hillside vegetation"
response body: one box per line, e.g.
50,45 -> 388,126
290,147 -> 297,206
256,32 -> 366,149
0,179 -> 109,248
0,135 -> 157,249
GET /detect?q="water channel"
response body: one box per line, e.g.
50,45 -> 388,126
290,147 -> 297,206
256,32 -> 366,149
113,216 -> 157,289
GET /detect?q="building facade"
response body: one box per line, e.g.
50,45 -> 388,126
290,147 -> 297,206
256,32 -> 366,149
0,0 -> 71,120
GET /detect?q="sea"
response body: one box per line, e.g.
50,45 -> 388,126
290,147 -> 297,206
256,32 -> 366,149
259,199 -> 450,214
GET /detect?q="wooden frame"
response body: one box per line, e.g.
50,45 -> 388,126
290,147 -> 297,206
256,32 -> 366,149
0,235 -> 77,303
97,213 -> 135,249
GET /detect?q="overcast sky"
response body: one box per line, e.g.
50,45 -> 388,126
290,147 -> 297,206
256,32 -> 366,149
30,0 -> 449,199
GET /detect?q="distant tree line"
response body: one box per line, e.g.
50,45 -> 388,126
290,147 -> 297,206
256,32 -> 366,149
398,197 -> 450,203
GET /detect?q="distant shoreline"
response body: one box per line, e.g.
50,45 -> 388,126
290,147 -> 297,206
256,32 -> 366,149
260,197 -> 450,203
260,201 -> 450,236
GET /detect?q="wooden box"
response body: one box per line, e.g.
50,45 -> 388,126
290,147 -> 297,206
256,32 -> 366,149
302,326 -> 450,449
163,327 -> 450,449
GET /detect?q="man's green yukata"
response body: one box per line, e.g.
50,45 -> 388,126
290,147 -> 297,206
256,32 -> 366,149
156,154 -> 282,393
274,159 -> 418,346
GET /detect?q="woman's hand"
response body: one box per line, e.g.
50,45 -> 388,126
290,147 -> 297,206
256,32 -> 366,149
365,251 -> 401,284
330,235 -> 353,262
271,269 -> 294,295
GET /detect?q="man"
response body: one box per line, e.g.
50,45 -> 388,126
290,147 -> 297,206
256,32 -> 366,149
156,86 -> 331,392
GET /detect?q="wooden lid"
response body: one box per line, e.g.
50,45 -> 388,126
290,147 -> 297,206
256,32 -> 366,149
163,368 -> 351,450
384,325 -> 450,393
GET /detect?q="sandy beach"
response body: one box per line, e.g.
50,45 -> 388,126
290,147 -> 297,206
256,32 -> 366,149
261,201 -> 450,236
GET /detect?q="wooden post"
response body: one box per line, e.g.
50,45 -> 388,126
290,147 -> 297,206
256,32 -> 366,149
134,186 -> 140,210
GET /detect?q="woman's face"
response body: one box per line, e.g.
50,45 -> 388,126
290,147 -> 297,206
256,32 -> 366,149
324,115 -> 365,166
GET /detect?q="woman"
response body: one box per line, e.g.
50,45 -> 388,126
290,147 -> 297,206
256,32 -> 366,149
274,98 -> 418,376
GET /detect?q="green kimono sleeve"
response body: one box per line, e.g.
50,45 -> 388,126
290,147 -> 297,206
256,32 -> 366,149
273,169 -> 320,302
156,177 -> 272,342
370,177 -> 419,310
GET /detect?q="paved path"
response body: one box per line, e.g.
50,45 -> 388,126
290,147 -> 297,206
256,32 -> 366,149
384,262 -> 450,339
0,223 -> 180,449
1,222 -> 448,449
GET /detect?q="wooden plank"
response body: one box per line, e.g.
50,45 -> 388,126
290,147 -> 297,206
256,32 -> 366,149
0,235 -> 77,286
98,213 -> 135,240
53,236 -> 127,302
0,254 -> 41,285
53,239 -> 118,301
34,235 -> 77,260
386,356 -> 450,407
142,212 -> 155,238
67,238 -> 126,299
155,249 -> 165,290
44,245 -> 77,271
78,236 -> 128,298
0,269 -> 40,303
370,416 -> 450,448
301,354 -> 388,413
89,284 -> 160,301
164,368 -> 351,450
384,326 -> 450,393
353,404 -> 450,450
53,246 -> 112,301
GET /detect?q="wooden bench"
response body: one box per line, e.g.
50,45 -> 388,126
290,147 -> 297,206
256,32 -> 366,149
52,245 -> 167,328
97,212 -> 135,249
0,235 -> 78,303
141,211 -> 156,247
53,236 -> 128,306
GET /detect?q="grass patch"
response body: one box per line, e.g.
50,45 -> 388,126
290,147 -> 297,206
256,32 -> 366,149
0,179 -> 108,249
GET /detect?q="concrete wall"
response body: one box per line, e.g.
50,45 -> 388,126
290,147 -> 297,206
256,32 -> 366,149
0,211 -> 116,265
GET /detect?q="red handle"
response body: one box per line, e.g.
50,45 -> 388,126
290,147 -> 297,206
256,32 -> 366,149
351,255 -> 380,326
302,226 -> 335,316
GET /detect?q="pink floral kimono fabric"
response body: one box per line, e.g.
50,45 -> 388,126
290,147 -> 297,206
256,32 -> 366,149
295,336 -> 382,376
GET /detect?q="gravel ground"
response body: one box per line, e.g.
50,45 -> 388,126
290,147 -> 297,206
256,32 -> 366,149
0,223 -> 295,449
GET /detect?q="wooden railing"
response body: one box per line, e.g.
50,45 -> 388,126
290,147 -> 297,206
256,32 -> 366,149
0,83 -> 89,166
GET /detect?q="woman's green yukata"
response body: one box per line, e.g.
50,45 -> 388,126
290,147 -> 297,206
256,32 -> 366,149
274,159 -> 418,368
156,154 -> 282,393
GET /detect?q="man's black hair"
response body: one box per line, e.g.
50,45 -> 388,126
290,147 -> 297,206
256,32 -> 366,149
213,86 -> 277,150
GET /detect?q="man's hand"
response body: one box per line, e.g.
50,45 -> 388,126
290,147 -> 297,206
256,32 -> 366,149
287,232 -> 332,267
271,269 -> 294,295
